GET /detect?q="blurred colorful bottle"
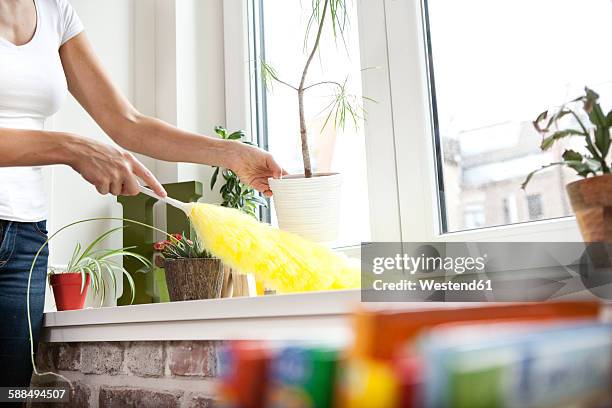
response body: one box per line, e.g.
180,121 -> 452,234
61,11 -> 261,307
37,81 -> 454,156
337,358 -> 400,408
217,341 -> 272,408
267,345 -> 341,408
394,356 -> 423,408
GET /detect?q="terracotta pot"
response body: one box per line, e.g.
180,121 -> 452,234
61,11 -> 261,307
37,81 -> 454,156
566,174 -> 612,242
50,273 -> 91,311
164,258 -> 224,301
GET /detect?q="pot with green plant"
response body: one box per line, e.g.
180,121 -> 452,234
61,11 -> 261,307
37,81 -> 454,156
49,227 -> 150,311
210,126 -> 270,296
155,233 -> 224,301
260,0 -> 362,242
523,87 -> 612,242
210,126 -> 269,218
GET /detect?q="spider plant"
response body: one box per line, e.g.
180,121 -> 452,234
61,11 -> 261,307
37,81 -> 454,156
49,227 -> 151,306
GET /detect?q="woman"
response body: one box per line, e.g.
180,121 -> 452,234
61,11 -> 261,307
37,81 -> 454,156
0,0 -> 284,387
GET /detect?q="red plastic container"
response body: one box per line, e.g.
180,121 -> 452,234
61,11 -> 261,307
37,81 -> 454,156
50,273 -> 91,311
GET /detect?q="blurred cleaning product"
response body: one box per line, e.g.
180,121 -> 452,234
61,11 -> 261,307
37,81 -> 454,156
421,321 -> 612,408
268,345 -> 342,408
218,342 -> 272,408
189,203 -> 359,293
352,302 -> 601,360
341,301 -> 602,408
217,302 -> 610,408
339,358 -> 401,408
138,185 -> 360,293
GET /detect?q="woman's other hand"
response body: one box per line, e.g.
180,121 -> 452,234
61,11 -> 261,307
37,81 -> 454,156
227,142 -> 286,197
66,136 -> 166,197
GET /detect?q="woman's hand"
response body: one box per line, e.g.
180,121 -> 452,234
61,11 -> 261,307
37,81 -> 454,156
227,142 -> 286,197
66,136 -> 166,197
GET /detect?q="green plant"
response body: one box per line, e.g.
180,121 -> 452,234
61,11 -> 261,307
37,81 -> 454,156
48,227 -> 151,306
522,87 -> 612,189
27,218 -> 177,387
210,126 -> 268,217
260,0 -> 365,178
154,232 -> 211,260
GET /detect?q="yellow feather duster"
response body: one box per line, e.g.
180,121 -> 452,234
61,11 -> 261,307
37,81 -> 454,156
189,203 -> 360,293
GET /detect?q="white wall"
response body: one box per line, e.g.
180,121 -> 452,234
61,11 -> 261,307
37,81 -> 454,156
48,0 -> 136,267
155,0 -> 227,191
45,0 -> 228,308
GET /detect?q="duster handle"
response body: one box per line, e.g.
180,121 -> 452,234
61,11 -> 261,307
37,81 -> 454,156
138,185 -> 192,215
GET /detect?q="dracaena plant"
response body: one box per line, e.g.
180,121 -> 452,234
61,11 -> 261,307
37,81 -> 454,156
260,0 -> 365,178
210,126 -> 267,218
522,87 -> 612,189
49,227 -> 151,306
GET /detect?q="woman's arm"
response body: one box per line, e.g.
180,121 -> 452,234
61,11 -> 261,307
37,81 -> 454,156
0,127 -> 165,196
60,33 -> 284,196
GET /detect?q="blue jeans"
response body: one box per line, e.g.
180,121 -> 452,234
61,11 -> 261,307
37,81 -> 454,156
0,220 -> 49,387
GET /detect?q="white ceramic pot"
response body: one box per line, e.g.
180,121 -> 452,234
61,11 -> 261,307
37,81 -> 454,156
268,173 -> 342,243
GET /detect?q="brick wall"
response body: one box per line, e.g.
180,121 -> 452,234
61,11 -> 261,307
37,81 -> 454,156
32,341 -> 221,408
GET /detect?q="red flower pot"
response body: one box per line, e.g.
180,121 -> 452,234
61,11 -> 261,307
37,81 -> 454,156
50,273 -> 91,311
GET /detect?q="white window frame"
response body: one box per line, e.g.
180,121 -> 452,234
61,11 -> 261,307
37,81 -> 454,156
224,0 -> 583,245
365,0 -> 583,243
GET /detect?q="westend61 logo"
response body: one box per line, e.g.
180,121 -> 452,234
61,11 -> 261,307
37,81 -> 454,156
362,242 -> 612,302
372,253 -> 487,275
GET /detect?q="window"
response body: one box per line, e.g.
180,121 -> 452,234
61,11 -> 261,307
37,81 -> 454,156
526,194 -> 543,221
502,195 -> 518,224
463,204 -> 485,230
249,0 -> 371,246
426,0 -> 612,233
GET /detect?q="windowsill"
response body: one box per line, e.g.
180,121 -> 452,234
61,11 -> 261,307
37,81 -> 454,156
431,215 -> 581,242
42,290 -> 364,343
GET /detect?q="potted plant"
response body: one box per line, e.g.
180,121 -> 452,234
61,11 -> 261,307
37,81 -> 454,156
522,87 -> 612,241
210,126 -> 269,296
155,233 -> 224,301
260,0 -> 362,242
49,227 -> 150,311
210,126 -> 269,218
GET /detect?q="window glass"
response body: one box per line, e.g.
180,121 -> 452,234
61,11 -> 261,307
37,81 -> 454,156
427,0 -> 612,232
255,0 -> 371,245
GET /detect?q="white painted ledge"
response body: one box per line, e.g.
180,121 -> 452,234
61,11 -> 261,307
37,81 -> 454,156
44,290 -> 608,343
42,290 -> 364,343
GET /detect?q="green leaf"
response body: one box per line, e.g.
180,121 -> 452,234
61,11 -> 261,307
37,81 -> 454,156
210,167 -> 220,190
562,149 -> 583,162
67,243 -> 82,272
260,60 -> 281,91
77,227 -> 125,265
228,130 -> 246,140
78,267 -> 86,294
123,269 -> 136,304
533,110 -> 549,133
214,126 -> 227,138
584,158 -> 602,173
102,262 -> 118,299
583,87 -> 600,113
540,129 -> 584,150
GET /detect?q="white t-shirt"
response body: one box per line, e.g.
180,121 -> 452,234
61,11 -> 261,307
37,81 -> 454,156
0,0 -> 83,222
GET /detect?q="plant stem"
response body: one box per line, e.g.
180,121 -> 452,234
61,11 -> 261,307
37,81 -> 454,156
298,89 -> 312,177
303,80 -> 343,91
298,0 -> 330,178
